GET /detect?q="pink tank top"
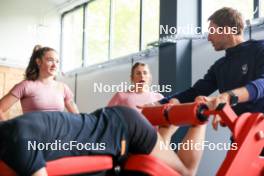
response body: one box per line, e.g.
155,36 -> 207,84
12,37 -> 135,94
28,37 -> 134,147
10,80 -> 73,113
108,91 -> 164,112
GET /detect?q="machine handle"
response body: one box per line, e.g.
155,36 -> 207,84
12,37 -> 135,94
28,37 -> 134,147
142,102 -> 237,129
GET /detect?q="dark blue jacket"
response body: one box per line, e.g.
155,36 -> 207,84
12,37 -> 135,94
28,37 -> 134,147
159,40 -> 264,115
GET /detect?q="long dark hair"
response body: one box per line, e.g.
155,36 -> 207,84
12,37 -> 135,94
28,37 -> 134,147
25,45 -> 55,80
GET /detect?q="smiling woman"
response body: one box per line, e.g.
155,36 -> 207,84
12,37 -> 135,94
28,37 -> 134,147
25,45 -> 58,81
0,45 -> 79,120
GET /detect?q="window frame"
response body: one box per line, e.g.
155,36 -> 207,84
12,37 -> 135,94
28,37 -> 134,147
60,0 -> 160,72
200,0 -> 260,32
60,4 -> 86,72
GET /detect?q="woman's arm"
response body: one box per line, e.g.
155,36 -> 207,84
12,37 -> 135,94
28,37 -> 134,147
0,93 -> 19,120
107,92 -> 122,106
65,99 -> 79,113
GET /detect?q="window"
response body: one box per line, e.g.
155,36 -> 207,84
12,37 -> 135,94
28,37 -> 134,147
61,7 -> 84,72
142,0 -> 160,49
85,0 -> 110,66
61,0 -> 160,71
202,0 -> 253,32
110,0 -> 140,59
260,0 -> 264,17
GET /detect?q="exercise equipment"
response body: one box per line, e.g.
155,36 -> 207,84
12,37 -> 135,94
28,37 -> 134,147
137,103 -> 264,175
0,156 -> 113,175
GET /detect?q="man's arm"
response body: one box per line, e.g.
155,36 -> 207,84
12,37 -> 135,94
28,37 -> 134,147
208,87 -> 249,107
159,64 -> 218,104
244,46 -> 264,102
205,44 -> 264,108
194,87 -> 249,130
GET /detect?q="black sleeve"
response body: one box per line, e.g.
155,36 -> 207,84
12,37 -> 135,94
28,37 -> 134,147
246,43 -> 264,101
159,64 -> 218,104
254,42 -> 264,77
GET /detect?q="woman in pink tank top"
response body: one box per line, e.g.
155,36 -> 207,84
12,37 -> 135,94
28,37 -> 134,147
108,62 -> 164,112
0,45 -> 79,120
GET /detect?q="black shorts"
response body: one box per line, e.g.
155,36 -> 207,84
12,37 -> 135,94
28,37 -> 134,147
111,106 -> 158,154
0,106 -> 157,175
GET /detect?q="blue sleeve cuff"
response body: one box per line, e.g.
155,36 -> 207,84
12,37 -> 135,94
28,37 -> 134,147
246,78 -> 264,101
245,83 -> 257,101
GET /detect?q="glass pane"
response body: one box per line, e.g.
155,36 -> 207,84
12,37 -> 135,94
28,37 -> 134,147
111,0 -> 140,59
260,0 -> 264,17
202,0 -> 253,32
86,0 -> 110,66
62,8 -> 83,72
142,0 -> 160,49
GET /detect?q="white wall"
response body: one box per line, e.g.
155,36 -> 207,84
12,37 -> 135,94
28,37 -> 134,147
0,0 -> 61,68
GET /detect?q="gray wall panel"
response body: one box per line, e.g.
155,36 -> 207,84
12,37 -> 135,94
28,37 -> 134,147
252,29 -> 264,40
76,63 -> 131,112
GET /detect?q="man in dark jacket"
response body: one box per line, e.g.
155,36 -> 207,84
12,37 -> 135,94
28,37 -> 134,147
156,7 -> 264,130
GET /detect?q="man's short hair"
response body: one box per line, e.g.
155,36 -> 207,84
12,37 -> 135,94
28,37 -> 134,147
208,7 -> 244,35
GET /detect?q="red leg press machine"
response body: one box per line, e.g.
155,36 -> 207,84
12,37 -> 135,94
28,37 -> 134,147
0,103 -> 263,175
137,103 -> 264,175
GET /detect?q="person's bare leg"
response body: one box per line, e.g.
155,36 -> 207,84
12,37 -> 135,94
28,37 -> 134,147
150,133 -> 190,175
158,125 -> 178,142
177,124 -> 206,174
150,124 -> 206,176
32,167 -> 48,176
